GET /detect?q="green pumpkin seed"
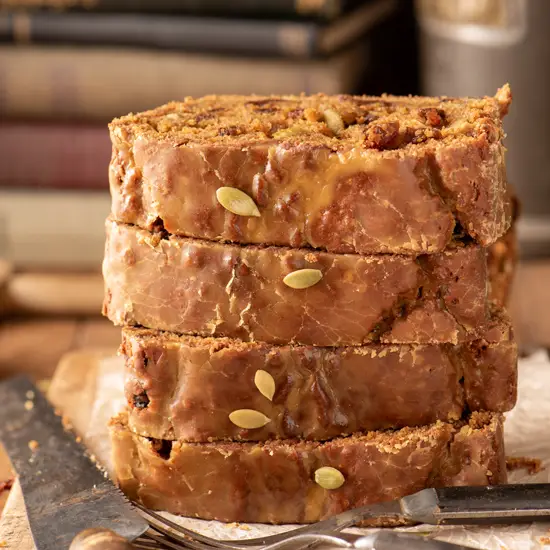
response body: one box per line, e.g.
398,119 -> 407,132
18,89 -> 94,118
216,187 -> 260,217
229,409 -> 270,429
283,269 -> 323,289
314,467 -> 345,490
323,109 -> 344,136
254,370 -> 276,401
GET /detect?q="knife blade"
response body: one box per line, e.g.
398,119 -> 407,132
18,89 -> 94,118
0,375 -> 149,550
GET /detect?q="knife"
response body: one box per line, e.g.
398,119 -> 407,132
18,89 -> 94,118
0,375 -> 149,550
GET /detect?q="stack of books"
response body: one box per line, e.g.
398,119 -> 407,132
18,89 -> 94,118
0,0 -> 399,270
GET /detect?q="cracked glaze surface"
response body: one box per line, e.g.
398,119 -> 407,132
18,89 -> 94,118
110,411 -> 506,524
122,316 -> 517,441
103,220 -> 490,346
109,90 -> 512,255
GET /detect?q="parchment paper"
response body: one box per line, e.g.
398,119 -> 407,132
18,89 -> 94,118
3,349 -> 550,549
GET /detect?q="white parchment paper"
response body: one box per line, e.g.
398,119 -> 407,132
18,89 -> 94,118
83,351 -> 550,550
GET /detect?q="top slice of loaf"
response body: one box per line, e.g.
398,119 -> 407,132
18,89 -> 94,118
109,86 -> 512,254
110,87 -> 511,149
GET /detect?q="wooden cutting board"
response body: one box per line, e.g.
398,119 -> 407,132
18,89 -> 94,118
1,272 -> 103,317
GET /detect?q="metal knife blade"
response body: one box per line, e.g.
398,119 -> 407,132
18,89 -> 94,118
0,375 -> 149,550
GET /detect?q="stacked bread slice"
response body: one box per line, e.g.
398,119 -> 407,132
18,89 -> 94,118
104,88 -> 518,524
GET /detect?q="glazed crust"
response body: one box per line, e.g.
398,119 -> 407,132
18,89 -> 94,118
110,411 -> 506,524
109,88 -> 512,255
121,312 -> 517,441
103,219 -> 491,346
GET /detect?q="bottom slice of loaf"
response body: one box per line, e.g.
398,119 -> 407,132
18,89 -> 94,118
110,411 -> 505,524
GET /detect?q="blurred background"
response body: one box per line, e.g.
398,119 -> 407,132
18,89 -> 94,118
0,0 -> 548,378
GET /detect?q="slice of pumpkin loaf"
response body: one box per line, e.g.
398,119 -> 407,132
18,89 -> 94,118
121,308 -> 516,441
104,219 -> 491,346
110,411 -> 505,524
109,87 -> 512,255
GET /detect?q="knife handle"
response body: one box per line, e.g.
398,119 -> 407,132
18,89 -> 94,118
69,528 -> 134,549
402,484 -> 550,525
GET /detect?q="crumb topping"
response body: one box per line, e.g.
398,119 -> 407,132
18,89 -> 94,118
110,86 -> 511,152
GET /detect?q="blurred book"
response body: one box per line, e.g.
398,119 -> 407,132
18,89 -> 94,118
0,42 -> 367,120
0,122 -> 110,190
0,190 -> 109,269
0,0 -> 368,20
0,0 -> 396,58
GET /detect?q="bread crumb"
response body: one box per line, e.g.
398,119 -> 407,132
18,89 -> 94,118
0,479 -> 13,494
506,456 -> 543,475
24,400 -> 34,411
25,390 -> 34,400
61,414 -> 74,431
36,379 -> 51,393
28,440 -> 39,452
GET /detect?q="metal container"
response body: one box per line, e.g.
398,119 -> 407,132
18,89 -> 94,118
416,0 -> 550,257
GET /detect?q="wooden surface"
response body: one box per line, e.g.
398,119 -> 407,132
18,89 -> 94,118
0,482 -> 34,549
0,447 -> 13,512
0,264 -> 113,378
0,260 -> 12,288
0,260 -> 12,316
2,272 -> 104,317
509,261 -> 550,349
0,318 -> 120,380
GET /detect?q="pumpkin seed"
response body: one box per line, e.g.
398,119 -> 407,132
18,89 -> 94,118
314,466 -> 345,490
229,409 -> 270,429
323,109 -> 344,136
283,269 -> 323,289
216,187 -> 260,217
254,370 -> 276,401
